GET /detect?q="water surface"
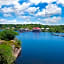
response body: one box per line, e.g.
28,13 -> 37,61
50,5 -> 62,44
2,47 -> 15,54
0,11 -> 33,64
16,32 -> 64,64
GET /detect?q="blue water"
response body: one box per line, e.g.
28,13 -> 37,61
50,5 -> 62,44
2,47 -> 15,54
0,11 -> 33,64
16,32 -> 64,64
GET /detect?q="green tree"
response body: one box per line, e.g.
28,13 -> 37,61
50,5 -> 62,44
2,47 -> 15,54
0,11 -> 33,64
0,29 -> 18,41
0,44 -> 15,64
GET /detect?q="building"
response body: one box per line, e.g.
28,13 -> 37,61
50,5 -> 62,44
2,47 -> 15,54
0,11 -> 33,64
19,28 -> 30,32
19,28 -> 25,32
12,27 -> 15,29
6,27 -> 10,29
46,28 -> 49,30
32,27 -> 41,32
41,28 -> 45,30
24,28 -> 30,32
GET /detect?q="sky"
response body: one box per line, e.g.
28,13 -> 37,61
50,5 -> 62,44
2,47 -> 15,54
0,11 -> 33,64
0,0 -> 64,25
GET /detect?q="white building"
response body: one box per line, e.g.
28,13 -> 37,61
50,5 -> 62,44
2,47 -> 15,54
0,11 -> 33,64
46,28 -> 49,30
41,28 -> 45,30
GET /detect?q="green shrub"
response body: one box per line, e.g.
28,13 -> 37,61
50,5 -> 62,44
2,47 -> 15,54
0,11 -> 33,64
16,39 -> 21,46
0,29 -> 18,41
13,39 -> 21,48
0,44 -> 15,64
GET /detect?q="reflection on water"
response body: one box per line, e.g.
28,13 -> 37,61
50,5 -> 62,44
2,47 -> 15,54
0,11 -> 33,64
16,32 -> 64,64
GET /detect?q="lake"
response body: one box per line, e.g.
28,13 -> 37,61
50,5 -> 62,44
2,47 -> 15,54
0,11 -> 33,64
16,32 -> 64,64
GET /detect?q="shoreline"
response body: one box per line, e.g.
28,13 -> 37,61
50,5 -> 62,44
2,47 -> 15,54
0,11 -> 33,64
13,48 -> 21,64
52,33 -> 64,37
13,48 -> 21,58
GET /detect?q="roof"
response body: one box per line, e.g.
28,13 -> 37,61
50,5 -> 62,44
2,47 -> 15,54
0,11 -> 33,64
33,27 -> 40,30
25,28 -> 29,30
41,28 -> 44,29
46,28 -> 49,29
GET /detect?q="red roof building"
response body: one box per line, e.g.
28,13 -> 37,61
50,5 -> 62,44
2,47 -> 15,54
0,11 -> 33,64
32,27 -> 41,32
33,27 -> 40,30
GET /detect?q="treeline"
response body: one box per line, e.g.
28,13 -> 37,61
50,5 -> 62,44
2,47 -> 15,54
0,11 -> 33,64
0,24 -> 64,33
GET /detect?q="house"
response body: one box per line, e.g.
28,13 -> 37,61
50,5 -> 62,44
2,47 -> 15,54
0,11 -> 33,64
19,28 -> 30,32
19,28 -> 25,32
32,27 -> 41,32
41,28 -> 45,30
45,28 -> 50,31
24,28 -> 30,32
6,27 -> 10,29
46,28 -> 49,30
12,27 -> 15,29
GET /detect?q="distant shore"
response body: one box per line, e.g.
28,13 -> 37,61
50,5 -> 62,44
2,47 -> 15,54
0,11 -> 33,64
52,33 -> 64,37
0,24 -> 64,33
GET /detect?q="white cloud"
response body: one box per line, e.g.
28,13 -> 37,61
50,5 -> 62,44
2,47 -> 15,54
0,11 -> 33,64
0,0 -> 31,14
36,9 -> 46,17
43,16 -> 61,23
22,21 -> 41,24
0,0 -> 19,7
14,2 -> 30,11
4,13 -> 12,17
57,0 -> 64,6
41,0 -> 56,3
37,16 -> 61,24
14,2 -> 31,15
0,19 -> 17,24
29,0 -> 41,5
0,2 -> 31,17
7,20 -> 17,23
45,4 -> 61,15
0,0 -> 63,25
19,16 -> 31,21
0,19 -> 39,24
0,16 -> 61,24
0,19 -> 16,22
36,4 -> 61,17
0,19 -> 7,22
26,7 -> 39,14
29,0 -> 56,5
29,0 -> 64,7
1,7 -> 14,13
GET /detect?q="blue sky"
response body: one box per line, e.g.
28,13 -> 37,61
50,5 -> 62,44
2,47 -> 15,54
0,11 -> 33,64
0,0 -> 64,25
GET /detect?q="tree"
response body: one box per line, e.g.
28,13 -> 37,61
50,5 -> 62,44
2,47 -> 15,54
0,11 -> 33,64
0,44 -> 15,64
0,29 -> 18,41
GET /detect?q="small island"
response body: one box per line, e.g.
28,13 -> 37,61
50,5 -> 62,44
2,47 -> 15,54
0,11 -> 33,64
0,29 -> 21,64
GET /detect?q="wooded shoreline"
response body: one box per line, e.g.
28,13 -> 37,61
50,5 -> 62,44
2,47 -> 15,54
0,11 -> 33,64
0,24 -> 64,33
